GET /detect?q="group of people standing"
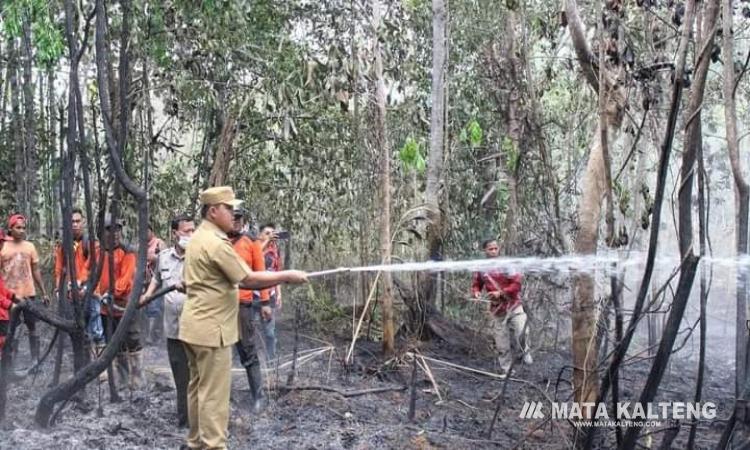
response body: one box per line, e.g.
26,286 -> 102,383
0,185 -> 536,450
0,186 -> 307,450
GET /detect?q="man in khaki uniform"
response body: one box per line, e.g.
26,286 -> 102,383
179,186 -> 307,450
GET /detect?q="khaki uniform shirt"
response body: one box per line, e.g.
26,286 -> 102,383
153,247 -> 187,340
179,220 -> 252,347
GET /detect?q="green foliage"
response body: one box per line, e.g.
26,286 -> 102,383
32,20 -> 64,67
403,0 -> 428,12
2,1 -> 24,37
460,119 -> 484,147
2,0 -> 726,301
1,0 -> 64,67
398,136 -> 426,173
149,158 -> 195,237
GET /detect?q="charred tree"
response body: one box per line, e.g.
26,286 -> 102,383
688,102 -> 709,450
35,0 -> 149,426
722,0 -> 750,399
619,4 -> 715,445
9,39 -> 24,216
620,257 -> 699,448
583,1 -> 698,447
21,6 -> 37,226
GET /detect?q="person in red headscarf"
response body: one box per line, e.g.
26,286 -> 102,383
0,214 -> 49,362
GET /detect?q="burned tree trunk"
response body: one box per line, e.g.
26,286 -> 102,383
35,0 -> 149,426
620,257 -> 699,449
618,7 -> 715,446
21,7 -> 37,226
718,0 -> 750,444
9,39 -> 24,216
722,0 -> 750,399
424,0 -> 447,257
688,102 -> 709,450
401,0 -> 449,343
583,1 -> 698,448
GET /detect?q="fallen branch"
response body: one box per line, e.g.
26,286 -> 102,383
414,353 -> 443,401
275,346 -> 334,372
14,299 -> 77,333
408,356 -> 418,422
405,352 -> 575,446
405,352 -> 506,380
276,384 -> 406,398
346,271 -> 382,364
21,328 -> 61,381
148,346 -> 336,377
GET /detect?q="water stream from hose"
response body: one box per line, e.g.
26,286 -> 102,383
307,251 -> 750,278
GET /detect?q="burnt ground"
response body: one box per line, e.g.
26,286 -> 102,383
0,308 -> 733,450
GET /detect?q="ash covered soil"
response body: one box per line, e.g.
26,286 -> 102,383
0,313 -> 732,450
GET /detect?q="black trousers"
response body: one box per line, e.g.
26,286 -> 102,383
168,338 -> 189,426
235,304 -> 259,367
20,297 -> 38,337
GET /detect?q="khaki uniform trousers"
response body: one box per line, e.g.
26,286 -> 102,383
184,342 -> 232,450
491,304 -> 529,371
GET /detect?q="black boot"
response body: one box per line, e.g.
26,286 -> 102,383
245,363 -> 266,414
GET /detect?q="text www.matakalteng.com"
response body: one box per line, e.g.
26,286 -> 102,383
575,420 -> 662,428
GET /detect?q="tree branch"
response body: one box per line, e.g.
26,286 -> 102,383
565,0 -> 599,91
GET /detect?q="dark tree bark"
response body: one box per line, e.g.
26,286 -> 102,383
9,39 -> 24,215
620,256 -> 699,449
722,0 -> 750,399
679,0 -> 718,258
35,0 -> 149,426
207,107 -> 239,187
21,8 -> 37,226
688,108 -> 709,450
584,1 -> 698,447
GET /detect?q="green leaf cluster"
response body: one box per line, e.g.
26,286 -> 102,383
399,136 -> 426,173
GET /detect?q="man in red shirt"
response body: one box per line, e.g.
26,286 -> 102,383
471,239 -> 532,374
